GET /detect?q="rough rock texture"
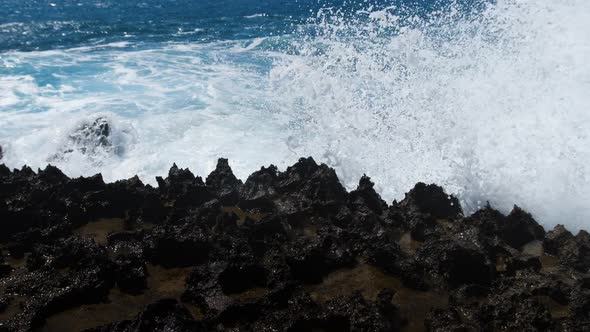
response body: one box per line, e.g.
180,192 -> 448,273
0,157 -> 589,332
49,117 -> 124,163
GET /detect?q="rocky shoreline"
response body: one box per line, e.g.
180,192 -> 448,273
0,157 -> 589,331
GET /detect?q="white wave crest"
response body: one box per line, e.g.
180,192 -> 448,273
0,0 -> 589,231
269,0 -> 590,230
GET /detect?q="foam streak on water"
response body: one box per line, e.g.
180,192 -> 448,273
0,0 -> 589,230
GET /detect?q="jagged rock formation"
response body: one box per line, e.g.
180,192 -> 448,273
0,157 -> 589,331
49,117 -> 126,164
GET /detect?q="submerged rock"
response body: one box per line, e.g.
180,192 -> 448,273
49,117 -> 130,164
70,117 -> 112,153
0,158 -> 588,331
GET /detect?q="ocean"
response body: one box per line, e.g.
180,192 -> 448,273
0,0 -> 589,230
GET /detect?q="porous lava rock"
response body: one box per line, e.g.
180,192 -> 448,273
0,157 -> 588,331
86,299 -> 206,332
206,158 -> 243,205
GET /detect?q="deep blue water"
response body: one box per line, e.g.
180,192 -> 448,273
0,0 -> 485,52
1,0 -> 308,51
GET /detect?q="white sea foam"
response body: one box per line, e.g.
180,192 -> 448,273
0,41 -> 295,183
270,0 -> 590,230
0,0 -> 589,231
232,37 -> 267,52
244,13 -> 267,19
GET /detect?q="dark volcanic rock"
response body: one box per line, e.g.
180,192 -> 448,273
400,182 -> 462,220
0,158 -> 588,332
501,206 -> 546,249
416,236 -> 494,289
144,224 -> 211,268
398,182 -> 462,241
86,299 -> 205,332
0,238 -> 116,331
545,224 -> 574,255
349,175 -> 387,216
155,164 -> 214,222
206,158 -> 243,205
240,157 -> 347,215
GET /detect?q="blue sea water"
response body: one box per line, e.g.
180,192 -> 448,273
0,0 -> 316,51
0,0 -> 589,230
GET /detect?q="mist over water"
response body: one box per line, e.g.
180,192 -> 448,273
1,0 -> 589,230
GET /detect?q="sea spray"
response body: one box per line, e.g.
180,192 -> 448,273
0,0 -> 588,230
270,0 -> 590,230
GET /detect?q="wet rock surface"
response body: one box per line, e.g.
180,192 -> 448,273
49,118 -> 130,164
0,157 -> 589,331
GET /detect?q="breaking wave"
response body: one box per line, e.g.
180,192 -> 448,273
0,0 -> 589,230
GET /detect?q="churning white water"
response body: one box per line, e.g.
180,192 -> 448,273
0,0 -> 589,230
270,0 -> 590,230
